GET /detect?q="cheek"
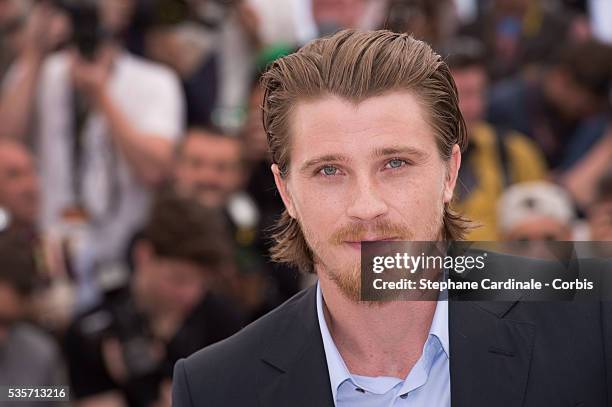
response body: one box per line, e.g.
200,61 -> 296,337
383,166 -> 446,226
290,178 -> 348,245
175,284 -> 205,308
293,178 -> 346,218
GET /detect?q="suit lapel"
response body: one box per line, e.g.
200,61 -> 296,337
449,300 -> 536,407
254,285 -> 537,407
257,286 -> 335,407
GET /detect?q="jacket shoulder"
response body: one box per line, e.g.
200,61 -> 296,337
174,286 -> 314,397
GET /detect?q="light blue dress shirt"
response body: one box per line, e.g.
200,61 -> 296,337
316,283 -> 450,407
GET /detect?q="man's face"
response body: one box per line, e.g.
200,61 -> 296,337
273,92 -> 460,301
0,143 -> 40,228
501,217 -> 572,259
0,0 -> 14,25
452,66 -> 487,132
98,0 -> 135,35
546,69 -> 600,120
175,132 -> 243,209
135,243 -> 208,316
0,282 -> 25,346
502,217 -> 572,242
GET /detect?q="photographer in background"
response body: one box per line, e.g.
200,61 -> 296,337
34,0 -> 184,308
173,127 -> 292,321
63,191 -> 243,407
140,0 -> 260,129
446,37 -> 547,240
487,39 -> 612,170
0,232 -> 67,407
0,138 -> 40,237
0,138 -> 78,335
0,0 -> 69,140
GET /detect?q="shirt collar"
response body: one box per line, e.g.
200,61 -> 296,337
316,282 -> 450,400
317,282 -> 352,402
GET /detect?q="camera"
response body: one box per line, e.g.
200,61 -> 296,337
79,285 -> 163,405
41,0 -> 107,60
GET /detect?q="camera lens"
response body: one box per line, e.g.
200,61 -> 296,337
0,208 -> 11,232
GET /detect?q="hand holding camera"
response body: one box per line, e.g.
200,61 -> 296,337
70,45 -> 114,104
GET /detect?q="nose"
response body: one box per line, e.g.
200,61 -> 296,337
345,176 -> 388,221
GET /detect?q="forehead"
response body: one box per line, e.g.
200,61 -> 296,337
289,92 -> 436,164
0,143 -> 31,169
451,65 -> 487,81
183,133 -> 241,155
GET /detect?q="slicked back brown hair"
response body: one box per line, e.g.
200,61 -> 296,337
262,29 -> 470,273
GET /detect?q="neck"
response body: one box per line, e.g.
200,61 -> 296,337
318,270 -> 437,379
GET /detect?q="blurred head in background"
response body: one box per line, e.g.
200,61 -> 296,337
0,232 -> 37,345
544,40 -> 612,121
98,0 -> 136,37
493,0 -> 530,16
498,181 -> 575,242
0,140 -> 39,233
312,0 -> 366,35
383,0 -> 456,49
132,191 -> 233,317
174,127 -> 244,209
446,37 -> 488,134
0,0 -> 27,27
588,169 -> 612,242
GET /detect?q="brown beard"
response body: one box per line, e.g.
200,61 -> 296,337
316,216 -> 444,303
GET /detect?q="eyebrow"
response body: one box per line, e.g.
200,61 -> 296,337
299,145 -> 429,174
371,146 -> 430,161
300,154 -> 350,173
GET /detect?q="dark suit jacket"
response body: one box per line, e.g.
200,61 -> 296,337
173,270 -> 612,406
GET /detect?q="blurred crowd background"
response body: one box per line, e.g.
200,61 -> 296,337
0,0 -> 611,406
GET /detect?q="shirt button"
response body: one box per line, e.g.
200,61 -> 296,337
399,393 -> 408,399
355,388 -> 366,393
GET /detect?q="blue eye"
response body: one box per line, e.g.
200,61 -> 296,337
386,159 -> 406,169
320,165 -> 338,176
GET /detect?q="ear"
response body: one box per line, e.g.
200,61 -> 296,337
271,164 -> 297,218
443,144 -> 461,204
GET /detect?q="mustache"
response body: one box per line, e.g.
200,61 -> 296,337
330,219 -> 414,245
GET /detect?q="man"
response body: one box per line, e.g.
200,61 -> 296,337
487,39 -> 612,170
459,0 -> 573,80
446,37 -> 547,240
0,139 -> 39,235
0,232 -> 67,407
174,127 -> 297,320
497,181 -> 575,243
0,139 -> 79,333
35,0 -> 183,306
174,127 -> 244,209
64,192 -> 242,407
0,0 -> 69,140
172,30 -> 612,406
497,181 -> 576,259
